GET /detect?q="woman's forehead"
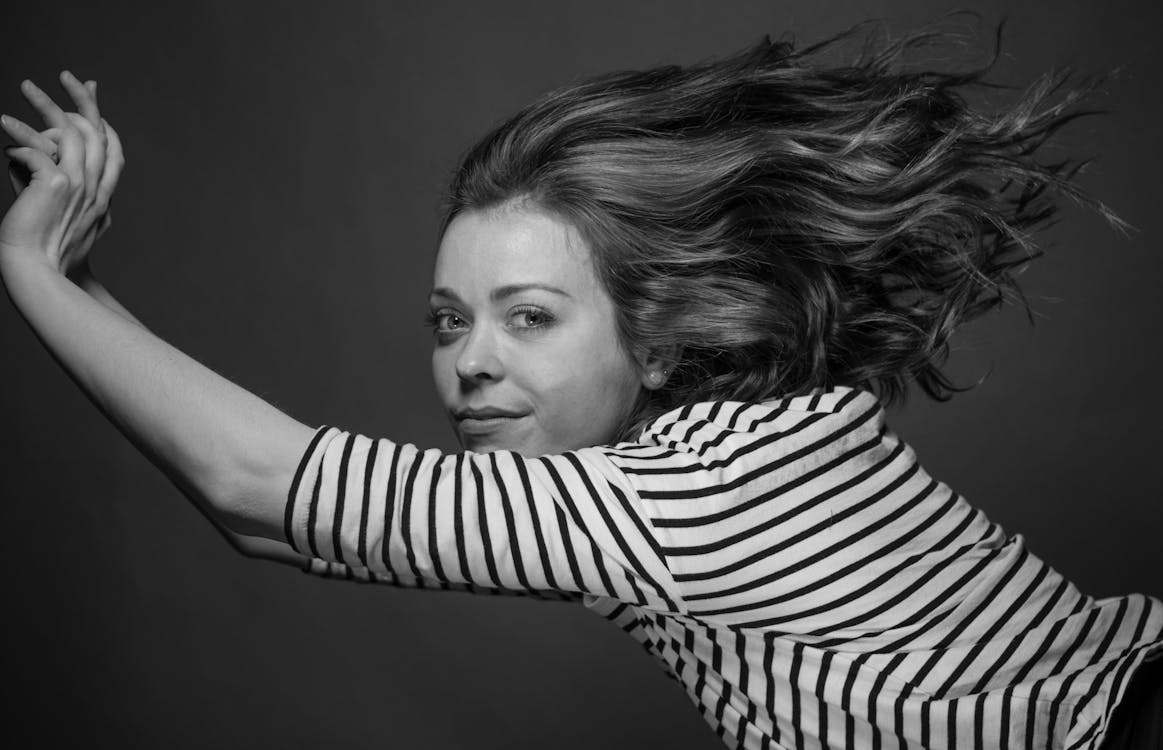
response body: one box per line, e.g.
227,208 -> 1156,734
432,207 -> 598,299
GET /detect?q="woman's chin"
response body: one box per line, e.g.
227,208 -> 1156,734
454,417 -> 543,455
459,434 -> 526,455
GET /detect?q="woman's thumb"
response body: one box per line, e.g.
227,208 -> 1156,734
4,145 -> 63,187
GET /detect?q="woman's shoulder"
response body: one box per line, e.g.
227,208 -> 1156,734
598,384 -> 885,468
640,384 -> 882,441
586,384 -> 890,496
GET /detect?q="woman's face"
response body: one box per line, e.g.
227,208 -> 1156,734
430,204 -> 653,456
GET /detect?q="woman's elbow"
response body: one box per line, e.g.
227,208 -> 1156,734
227,532 -> 306,566
213,417 -> 320,540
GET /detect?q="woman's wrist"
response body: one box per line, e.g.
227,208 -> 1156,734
58,255 -> 149,330
0,244 -> 59,284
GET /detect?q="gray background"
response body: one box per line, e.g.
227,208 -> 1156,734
2,1 -> 1159,747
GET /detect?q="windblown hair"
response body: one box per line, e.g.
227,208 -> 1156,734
440,19 -> 1121,442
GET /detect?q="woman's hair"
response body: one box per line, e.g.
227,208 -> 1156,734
439,18 -> 1122,442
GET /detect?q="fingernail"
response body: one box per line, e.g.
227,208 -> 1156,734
0,115 -> 8,127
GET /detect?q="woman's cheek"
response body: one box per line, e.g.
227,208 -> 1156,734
520,348 -> 574,391
432,348 -> 458,398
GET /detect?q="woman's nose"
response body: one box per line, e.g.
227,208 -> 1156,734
454,325 -> 504,383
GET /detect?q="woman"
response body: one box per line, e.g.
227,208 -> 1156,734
2,22 -> 1160,749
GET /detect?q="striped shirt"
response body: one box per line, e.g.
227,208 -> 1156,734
284,385 -> 1163,749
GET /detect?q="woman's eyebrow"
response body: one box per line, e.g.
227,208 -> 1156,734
428,287 -> 462,303
428,284 -> 573,302
491,283 -> 572,301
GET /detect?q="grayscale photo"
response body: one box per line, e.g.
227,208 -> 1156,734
2,1 -> 1160,747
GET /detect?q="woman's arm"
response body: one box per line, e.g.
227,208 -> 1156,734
1,252 -> 315,544
285,425 -> 684,609
66,261 -> 310,566
1,74 -> 309,556
67,260 -> 145,327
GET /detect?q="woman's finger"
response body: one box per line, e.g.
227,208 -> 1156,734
20,79 -> 71,130
87,81 -> 101,126
96,202 -> 113,239
0,114 -> 62,157
59,70 -> 100,129
66,112 -> 106,199
54,73 -> 106,205
3,145 -> 61,181
95,118 -> 125,210
53,125 -> 86,189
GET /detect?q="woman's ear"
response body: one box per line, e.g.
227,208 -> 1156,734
637,345 -> 681,391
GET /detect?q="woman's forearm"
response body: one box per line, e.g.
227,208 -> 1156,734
68,266 -> 311,566
70,265 -> 148,330
1,253 -> 315,540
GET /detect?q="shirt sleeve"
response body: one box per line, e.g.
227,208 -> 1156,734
283,425 -> 684,613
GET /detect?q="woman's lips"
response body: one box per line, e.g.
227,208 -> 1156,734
458,415 -> 524,435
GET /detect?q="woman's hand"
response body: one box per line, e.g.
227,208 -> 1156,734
0,71 -> 123,277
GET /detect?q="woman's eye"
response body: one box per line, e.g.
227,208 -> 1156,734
511,307 -> 554,329
425,311 -> 468,333
442,314 -> 468,331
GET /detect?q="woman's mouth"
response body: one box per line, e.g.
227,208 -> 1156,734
458,415 -> 524,435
